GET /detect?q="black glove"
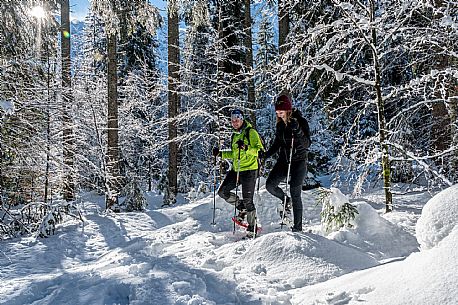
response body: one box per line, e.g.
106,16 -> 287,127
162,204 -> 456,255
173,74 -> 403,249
258,150 -> 266,160
236,139 -> 247,150
212,147 -> 220,157
289,118 -> 299,131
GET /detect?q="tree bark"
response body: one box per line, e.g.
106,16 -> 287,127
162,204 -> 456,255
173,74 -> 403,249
61,0 -> 74,201
370,0 -> 392,212
167,2 -> 180,203
218,0 -> 244,102
244,0 -> 256,127
278,0 -> 289,56
106,31 -> 120,210
44,52 -> 51,203
450,91 -> 458,181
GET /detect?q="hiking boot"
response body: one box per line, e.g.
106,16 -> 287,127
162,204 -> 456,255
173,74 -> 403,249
235,200 -> 246,212
246,230 -> 256,238
284,197 -> 292,213
246,224 -> 258,238
291,226 -> 302,233
236,209 -> 247,222
226,192 -> 240,205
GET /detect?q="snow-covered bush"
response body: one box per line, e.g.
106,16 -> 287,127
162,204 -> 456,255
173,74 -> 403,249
0,200 -> 83,239
316,187 -> 359,234
187,182 -> 209,202
416,184 -> 458,250
329,201 -> 420,260
122,179 -> 147,212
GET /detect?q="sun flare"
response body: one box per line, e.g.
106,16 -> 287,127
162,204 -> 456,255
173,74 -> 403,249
30,6 -> 46,19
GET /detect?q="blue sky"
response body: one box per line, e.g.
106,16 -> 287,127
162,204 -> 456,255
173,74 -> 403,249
71,0 -> 89,20
71,0 -> 166,20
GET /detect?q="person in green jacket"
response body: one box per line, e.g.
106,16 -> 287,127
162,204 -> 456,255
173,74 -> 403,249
212,108 -> 264,236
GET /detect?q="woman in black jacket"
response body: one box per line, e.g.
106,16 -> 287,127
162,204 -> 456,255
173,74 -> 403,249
263,95 -> 311,232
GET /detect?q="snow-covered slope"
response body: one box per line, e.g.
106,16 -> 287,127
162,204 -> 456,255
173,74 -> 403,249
0,182 -> 456,305
293,184 -> 458,305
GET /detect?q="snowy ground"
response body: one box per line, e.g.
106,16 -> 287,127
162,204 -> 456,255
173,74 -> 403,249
1,179 -> 457,305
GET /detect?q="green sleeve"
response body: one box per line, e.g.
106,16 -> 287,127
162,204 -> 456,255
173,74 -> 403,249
221,149 -> 232,160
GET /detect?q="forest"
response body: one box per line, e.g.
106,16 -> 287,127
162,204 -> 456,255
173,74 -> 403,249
0,0 -> 457,238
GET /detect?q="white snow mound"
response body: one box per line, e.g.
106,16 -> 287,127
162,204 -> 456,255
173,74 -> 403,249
212,231 -> 378,289
328,202 -> 419,260
416,184 -> 458,249
293,220 -> 458,305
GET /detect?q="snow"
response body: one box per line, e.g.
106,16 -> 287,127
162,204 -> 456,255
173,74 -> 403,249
1,182 -> 457,305
416,183 -> 458,249
292,223 -> 458,305
328,187 -> 349,209
328,202 -> 419,260
0,100 -> 15,115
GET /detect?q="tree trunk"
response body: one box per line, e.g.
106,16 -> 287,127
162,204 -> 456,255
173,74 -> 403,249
370,0 -> 392,212
167,2 -> 180,204
106,32 -> 120,210
44,52 -> 51,203
219,0 -> 244,101
244,0 -> 256,127
278,0 -> 289,56
450,91 -> 458,181
61,0 -> 74,201
431,102 -> 449,152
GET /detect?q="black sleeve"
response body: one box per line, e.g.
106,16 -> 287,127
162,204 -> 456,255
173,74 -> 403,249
291,118 -> 304,138
299,117 -> 311,149
265,132 -> 281,159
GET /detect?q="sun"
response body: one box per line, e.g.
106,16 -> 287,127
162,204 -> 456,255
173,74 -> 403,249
30,6 -> 46,19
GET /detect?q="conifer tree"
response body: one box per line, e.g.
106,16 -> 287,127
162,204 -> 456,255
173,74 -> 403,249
254,7 -> 277,144
91,0 -> 160,210
180,0 -> 218,192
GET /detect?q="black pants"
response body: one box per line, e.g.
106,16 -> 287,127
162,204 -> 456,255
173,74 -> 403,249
218,169 -> 257,212
266,159 -> 307,231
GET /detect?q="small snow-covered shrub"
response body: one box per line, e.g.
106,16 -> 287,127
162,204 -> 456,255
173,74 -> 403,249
157,174 -> 176,206
187,182 -> 208,202
316,187 -> 359,234
197,181 -> 207,196
416,184 -> 458,249
122,179 -> 147,212
0,200 -> 82,239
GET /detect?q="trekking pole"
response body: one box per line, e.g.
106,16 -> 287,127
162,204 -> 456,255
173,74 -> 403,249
233,147 -> 241,234
254,156 -> 262,205
211,154 -> 217,225
281,136 -> 294,229
253,163 -> 260,239
257,157 -> 262,194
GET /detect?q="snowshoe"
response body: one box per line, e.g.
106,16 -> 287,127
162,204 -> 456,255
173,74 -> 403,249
231,216 -> 262,233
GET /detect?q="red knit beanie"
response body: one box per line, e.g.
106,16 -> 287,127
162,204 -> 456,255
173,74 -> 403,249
275,95 -> 292,111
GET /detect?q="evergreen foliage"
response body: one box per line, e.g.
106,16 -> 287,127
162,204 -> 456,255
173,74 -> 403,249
122,178 -> 147,212
316,187 -> 359,234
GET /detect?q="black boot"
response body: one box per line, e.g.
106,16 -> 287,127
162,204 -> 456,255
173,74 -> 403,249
246,210 -> 257,238
236,209 -> 247,222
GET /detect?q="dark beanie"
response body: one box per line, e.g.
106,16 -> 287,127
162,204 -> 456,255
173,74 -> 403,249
275,95 -> 292,111
231,108 -> 244,120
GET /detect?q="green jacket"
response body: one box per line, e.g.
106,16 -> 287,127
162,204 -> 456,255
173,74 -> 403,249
221,121 -> 264,172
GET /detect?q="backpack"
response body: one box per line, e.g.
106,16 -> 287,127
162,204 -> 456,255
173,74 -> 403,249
231,123 -> 265,150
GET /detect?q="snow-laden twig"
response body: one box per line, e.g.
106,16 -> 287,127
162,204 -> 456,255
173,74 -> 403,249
389,142 -> 454,186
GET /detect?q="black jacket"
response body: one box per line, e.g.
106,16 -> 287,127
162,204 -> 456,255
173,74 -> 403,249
265,108 -> 310,163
